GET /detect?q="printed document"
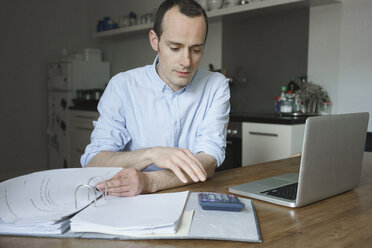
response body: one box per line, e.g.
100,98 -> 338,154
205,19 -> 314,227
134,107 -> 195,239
0,167 -> 121,234
0,168 -> 189,236
70,191 -> 189,235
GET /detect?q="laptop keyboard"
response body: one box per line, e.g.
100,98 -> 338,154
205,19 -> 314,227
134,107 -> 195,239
261,183 -> 298,200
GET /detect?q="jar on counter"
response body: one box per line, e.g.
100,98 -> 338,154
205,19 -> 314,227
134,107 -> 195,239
318,101 -> 332,115
280,100 -> 293,113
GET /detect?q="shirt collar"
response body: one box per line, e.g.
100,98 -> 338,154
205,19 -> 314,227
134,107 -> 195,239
151,56 -> 167,93
150,56 -> 196,95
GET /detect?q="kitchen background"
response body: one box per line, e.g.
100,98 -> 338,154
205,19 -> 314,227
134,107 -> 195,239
0,0 -> 371,180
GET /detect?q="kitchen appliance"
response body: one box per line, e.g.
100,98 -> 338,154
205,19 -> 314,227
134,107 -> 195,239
217,121 -> 242,171
47,59 -> 109,169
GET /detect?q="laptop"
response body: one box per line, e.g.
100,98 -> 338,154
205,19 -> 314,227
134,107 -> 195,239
228,112 -> 369,208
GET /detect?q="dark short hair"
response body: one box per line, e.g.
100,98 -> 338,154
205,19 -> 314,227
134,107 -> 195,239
153,0 -> 208,41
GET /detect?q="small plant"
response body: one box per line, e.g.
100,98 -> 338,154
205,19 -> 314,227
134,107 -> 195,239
295,77 -> 331,114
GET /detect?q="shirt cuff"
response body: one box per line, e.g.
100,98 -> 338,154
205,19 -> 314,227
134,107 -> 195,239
194,143 -> 225,168
80,151 -> 100,168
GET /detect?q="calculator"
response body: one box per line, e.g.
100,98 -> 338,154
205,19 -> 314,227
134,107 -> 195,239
198,193 -> 245,212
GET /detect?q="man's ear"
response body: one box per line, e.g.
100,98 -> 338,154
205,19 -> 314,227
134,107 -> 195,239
149,30 -> 159,52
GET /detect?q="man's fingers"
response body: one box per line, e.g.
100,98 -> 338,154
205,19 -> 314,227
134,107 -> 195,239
96,179 -> 138,197
95,168 -> 146,197
169,165 -> 188,183
183,149 -> 205,172
96,177 -> 128,191
155,148 -> 207,182
172,157 -> 198,182
105,185 -> 132,196
171,155 -> 203,182
177,150 -> 207,181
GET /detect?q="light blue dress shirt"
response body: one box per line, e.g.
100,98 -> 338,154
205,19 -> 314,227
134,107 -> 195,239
81,57 -> 230,171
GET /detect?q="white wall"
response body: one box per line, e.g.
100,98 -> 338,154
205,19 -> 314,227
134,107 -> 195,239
308,0 -> 372,131
0,0 -> 98,180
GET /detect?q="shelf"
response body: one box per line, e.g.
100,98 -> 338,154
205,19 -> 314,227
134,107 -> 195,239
94,22 -> 153,38
94,0 -> 339,39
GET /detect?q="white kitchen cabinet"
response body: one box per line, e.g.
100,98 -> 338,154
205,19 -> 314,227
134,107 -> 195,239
69,110 -> 99,168
242,122 -> 305,166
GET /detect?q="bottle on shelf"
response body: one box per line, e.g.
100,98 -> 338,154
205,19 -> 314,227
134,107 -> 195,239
287,90 -> 294,103
294,93 -> 301,113
274,96 -> 280,113
280,86 -> 287,101
287,76 -> 300,93
279,86 -> 293,114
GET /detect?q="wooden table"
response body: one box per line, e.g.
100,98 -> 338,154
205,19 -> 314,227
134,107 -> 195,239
1,155 -> 372,248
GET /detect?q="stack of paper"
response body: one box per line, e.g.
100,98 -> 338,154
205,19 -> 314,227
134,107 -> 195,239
70,191 -> 189,236
0,218 -> 70,235
0,167 -> 190,237
0,167 -> 121,235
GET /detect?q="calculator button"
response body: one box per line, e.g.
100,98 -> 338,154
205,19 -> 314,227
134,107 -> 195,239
198,193 -> 245,212
200,194 -> 208,202
215,193 -> 223,201
208,194 -> 216,202
222,194 -> 230,202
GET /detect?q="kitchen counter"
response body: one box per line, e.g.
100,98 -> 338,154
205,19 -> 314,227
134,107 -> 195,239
69,105 -> 98,111
230,111 -> 312,125
69,106 -> 312,125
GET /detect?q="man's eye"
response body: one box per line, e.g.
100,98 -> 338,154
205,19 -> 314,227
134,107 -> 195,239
193,49 -> 201,54
170,47 -> 180,51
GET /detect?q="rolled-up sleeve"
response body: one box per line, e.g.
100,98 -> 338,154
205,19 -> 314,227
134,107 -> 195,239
194,75 -> 230,167
80,75 -> 132,167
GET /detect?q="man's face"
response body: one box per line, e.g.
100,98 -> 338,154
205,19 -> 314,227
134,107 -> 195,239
150,6 -> 207,92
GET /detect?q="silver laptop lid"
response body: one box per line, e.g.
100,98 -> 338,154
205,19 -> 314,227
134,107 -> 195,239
296,112 -> 369,207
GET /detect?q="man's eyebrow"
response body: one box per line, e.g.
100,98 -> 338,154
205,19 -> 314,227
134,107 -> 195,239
167,40 -> 205,47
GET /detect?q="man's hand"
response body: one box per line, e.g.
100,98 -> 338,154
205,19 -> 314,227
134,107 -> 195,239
95,151 -> 216,197
93,148 -> 211,197
87,147 -> 207,184
96,168 -> 148,197
149,147 -> 207,183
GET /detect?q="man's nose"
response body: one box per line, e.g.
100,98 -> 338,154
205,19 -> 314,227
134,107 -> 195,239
180,51 -> 191,67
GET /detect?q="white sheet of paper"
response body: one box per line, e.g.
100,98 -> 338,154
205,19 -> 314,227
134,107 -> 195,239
70,191 -> 189,236
127,210 -> 194,237
0,167 -> 121,224
0,218 -> 70,235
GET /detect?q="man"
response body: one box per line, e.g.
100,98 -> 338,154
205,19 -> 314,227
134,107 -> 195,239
81,0 -> 230,196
